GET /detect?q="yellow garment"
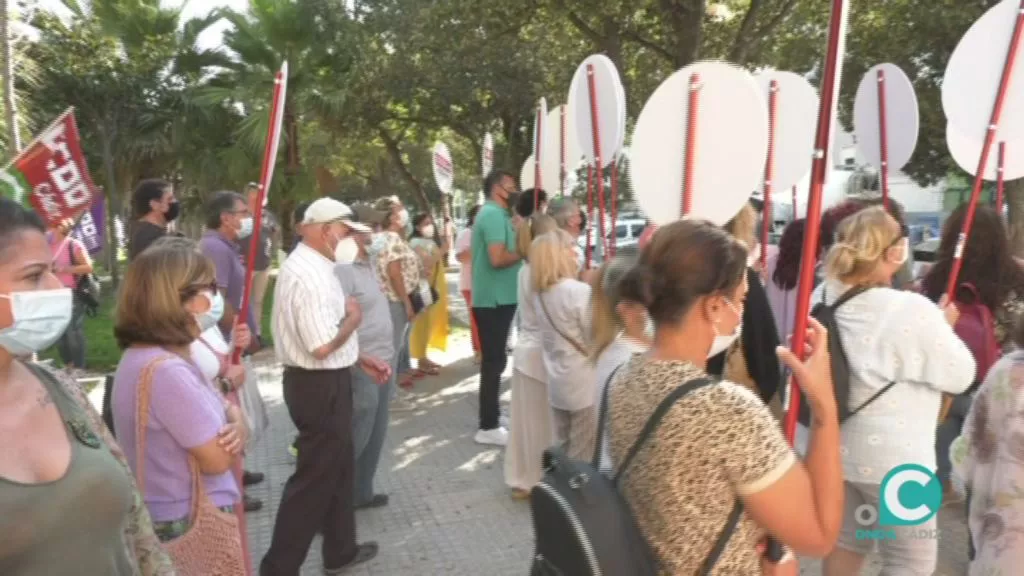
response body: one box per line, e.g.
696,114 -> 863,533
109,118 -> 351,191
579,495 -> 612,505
409,256 -> 449,359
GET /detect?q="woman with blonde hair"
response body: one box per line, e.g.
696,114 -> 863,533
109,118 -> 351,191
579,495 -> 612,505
112,237 -> 247,571
589,255 -> 652,474
504,214 -> 558,499
532,228 -> 597,460
810,206 -> 975,576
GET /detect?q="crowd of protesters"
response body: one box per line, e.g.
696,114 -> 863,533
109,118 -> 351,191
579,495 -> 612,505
3,159 -> 1024,575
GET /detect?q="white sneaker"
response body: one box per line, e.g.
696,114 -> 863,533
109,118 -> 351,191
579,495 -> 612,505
475,427 -> 509,446
499,415 -> 510,428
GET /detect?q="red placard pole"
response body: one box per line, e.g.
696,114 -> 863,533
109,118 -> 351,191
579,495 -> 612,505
585,164 -> 594,269
681,74 -> 702,216
586,63 -> 607,262
560,105 -> 567,197
877,69 -> 892,209
232,65 -> 286,576
783,0 -> 848,443
997,141 -> 1006,211
610,158 -> 619,256
762,80 -> 779,271
534,103 -> 543,211
944,0 -> 1024,299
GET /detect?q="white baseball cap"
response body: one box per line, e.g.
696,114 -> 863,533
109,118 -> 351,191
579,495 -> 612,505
302,198 -> 371,232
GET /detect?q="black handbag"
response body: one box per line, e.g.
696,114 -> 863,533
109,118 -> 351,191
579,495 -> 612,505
408,279 -> 439,315
67,242 -> 101,315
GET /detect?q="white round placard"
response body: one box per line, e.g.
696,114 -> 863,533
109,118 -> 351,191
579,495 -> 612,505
754,70 -> 819,195
520,154 -> 536,190
943,0 -> 1024,141
631,61 -> 768,226
569,54 -> 625,167
947,124 -> 1024,181
854,63 -> 919,171
432,142 -> 454,194
481,133 -> 494,178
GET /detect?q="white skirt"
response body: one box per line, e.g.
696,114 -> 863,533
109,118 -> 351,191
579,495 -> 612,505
504,369 -> 555,491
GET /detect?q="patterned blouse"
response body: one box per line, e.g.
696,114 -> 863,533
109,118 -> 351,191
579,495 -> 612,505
608,357 -> 795,574
371,231 -> 421,303
55,369 -> 175,575
951,351 -> 1024,574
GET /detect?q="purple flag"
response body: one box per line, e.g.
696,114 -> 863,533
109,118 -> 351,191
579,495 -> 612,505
71,195 -> 105,255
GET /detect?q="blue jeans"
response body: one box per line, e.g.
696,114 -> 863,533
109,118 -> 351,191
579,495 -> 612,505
390,301 -> 412,375
351,363 -> 393,505
935,393 -> 972,484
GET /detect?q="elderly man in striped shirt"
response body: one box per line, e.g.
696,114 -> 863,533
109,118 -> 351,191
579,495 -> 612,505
261,198 -> 390,576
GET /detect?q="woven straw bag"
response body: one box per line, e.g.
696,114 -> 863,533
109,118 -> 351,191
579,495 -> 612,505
134,356 -> 246,576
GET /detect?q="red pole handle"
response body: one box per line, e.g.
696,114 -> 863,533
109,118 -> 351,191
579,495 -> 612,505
534,104 -> 543,210
611,159 -> 619,257
877,69 -> 891,209
762,80 -> 779,271
585,165 -> 594,269
586,63 -> 607,259
681,74 -> 702,216
944,0 -> 1024,299
783,0 -> 848,444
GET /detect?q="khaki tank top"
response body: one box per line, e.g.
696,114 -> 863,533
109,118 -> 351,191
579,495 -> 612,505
0,364 -> 136,575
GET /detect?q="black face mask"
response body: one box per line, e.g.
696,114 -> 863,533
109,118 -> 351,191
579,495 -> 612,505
165,201 -> 180,222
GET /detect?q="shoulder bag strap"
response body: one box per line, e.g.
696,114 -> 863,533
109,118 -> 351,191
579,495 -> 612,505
613,377 -> 716,484
538,293 -> 588,356
843,381 -> 898,423
699,502 -> 744,576
831,284 -> 872,309
591,363 -> 625,466
197,336 -> 229,378
133,355 -> 177,493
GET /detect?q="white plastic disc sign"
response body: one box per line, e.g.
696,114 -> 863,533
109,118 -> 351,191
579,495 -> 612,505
520,154 -> 536,190
432,142 -> 454,194
631,61 -> 768,226
481,133 -> 494,178
944,0 -> 1024,141
947,125 -> 1024,181
569,54 -> 626,167
754,70 -> 819,195
854,63 -> 919,171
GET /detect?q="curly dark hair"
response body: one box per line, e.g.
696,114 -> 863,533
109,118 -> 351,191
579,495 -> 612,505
922,203 -> 1024,309
772,218 -> 806,291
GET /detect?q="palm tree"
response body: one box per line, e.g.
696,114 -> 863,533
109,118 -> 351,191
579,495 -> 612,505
1,0 -> 21,157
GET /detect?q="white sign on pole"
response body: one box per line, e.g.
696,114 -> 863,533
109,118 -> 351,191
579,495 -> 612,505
853,63 -> 919,171
631,61 -> 768,226
944,0 -> 1024,142
754,70 -> 819,195
432,142 -> 454,194
568,54 -> 626,167
947,124 -> 1024,181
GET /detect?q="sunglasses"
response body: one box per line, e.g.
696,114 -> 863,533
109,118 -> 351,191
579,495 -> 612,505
181,281 -> 219,300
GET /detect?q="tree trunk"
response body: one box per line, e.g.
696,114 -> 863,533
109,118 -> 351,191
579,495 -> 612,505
1,0 -> 21,156
99,128 -> 121,287
1006,179 -> 1024,256
379,127 -> 430,212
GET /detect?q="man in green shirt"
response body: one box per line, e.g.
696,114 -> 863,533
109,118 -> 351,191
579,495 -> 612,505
471,170 -> 523,446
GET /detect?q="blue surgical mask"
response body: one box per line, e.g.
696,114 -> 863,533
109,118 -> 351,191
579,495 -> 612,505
0,288 -> 73,355
238,217 -> 254,239
196,291 -> 224,331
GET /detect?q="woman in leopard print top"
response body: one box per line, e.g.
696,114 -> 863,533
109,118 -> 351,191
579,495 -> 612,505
609,219 -> 843,574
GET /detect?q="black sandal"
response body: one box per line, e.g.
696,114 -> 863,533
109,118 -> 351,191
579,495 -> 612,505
324,542 -> 379,574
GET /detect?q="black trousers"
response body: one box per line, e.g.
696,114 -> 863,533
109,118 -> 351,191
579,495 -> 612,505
260,366 -> 357,575
473,304 -> 517,430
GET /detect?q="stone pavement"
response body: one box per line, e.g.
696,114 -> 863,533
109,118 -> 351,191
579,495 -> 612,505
235,273 -> 973,575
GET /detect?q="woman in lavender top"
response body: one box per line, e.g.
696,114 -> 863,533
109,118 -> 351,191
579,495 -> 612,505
112,237 -> 247,542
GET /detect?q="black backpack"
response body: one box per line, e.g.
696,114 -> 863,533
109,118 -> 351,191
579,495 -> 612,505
529,375 -> 742,576
798,286 -> 896,426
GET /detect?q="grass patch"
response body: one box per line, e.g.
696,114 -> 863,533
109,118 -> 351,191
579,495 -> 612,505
43,279 -> 278,374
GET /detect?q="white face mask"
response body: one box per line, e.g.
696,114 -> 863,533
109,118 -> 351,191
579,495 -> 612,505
334,236 -> 359,264
196,291 -> 224,332
421,225 -> 436,238
0,288 -> 73,355
747,243 -> 761,267
707,299 -> 743,359
238,216 -> 254,238
398,209 -> 410,227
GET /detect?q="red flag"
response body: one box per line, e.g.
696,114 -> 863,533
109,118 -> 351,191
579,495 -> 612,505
0,109 -> 96,226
